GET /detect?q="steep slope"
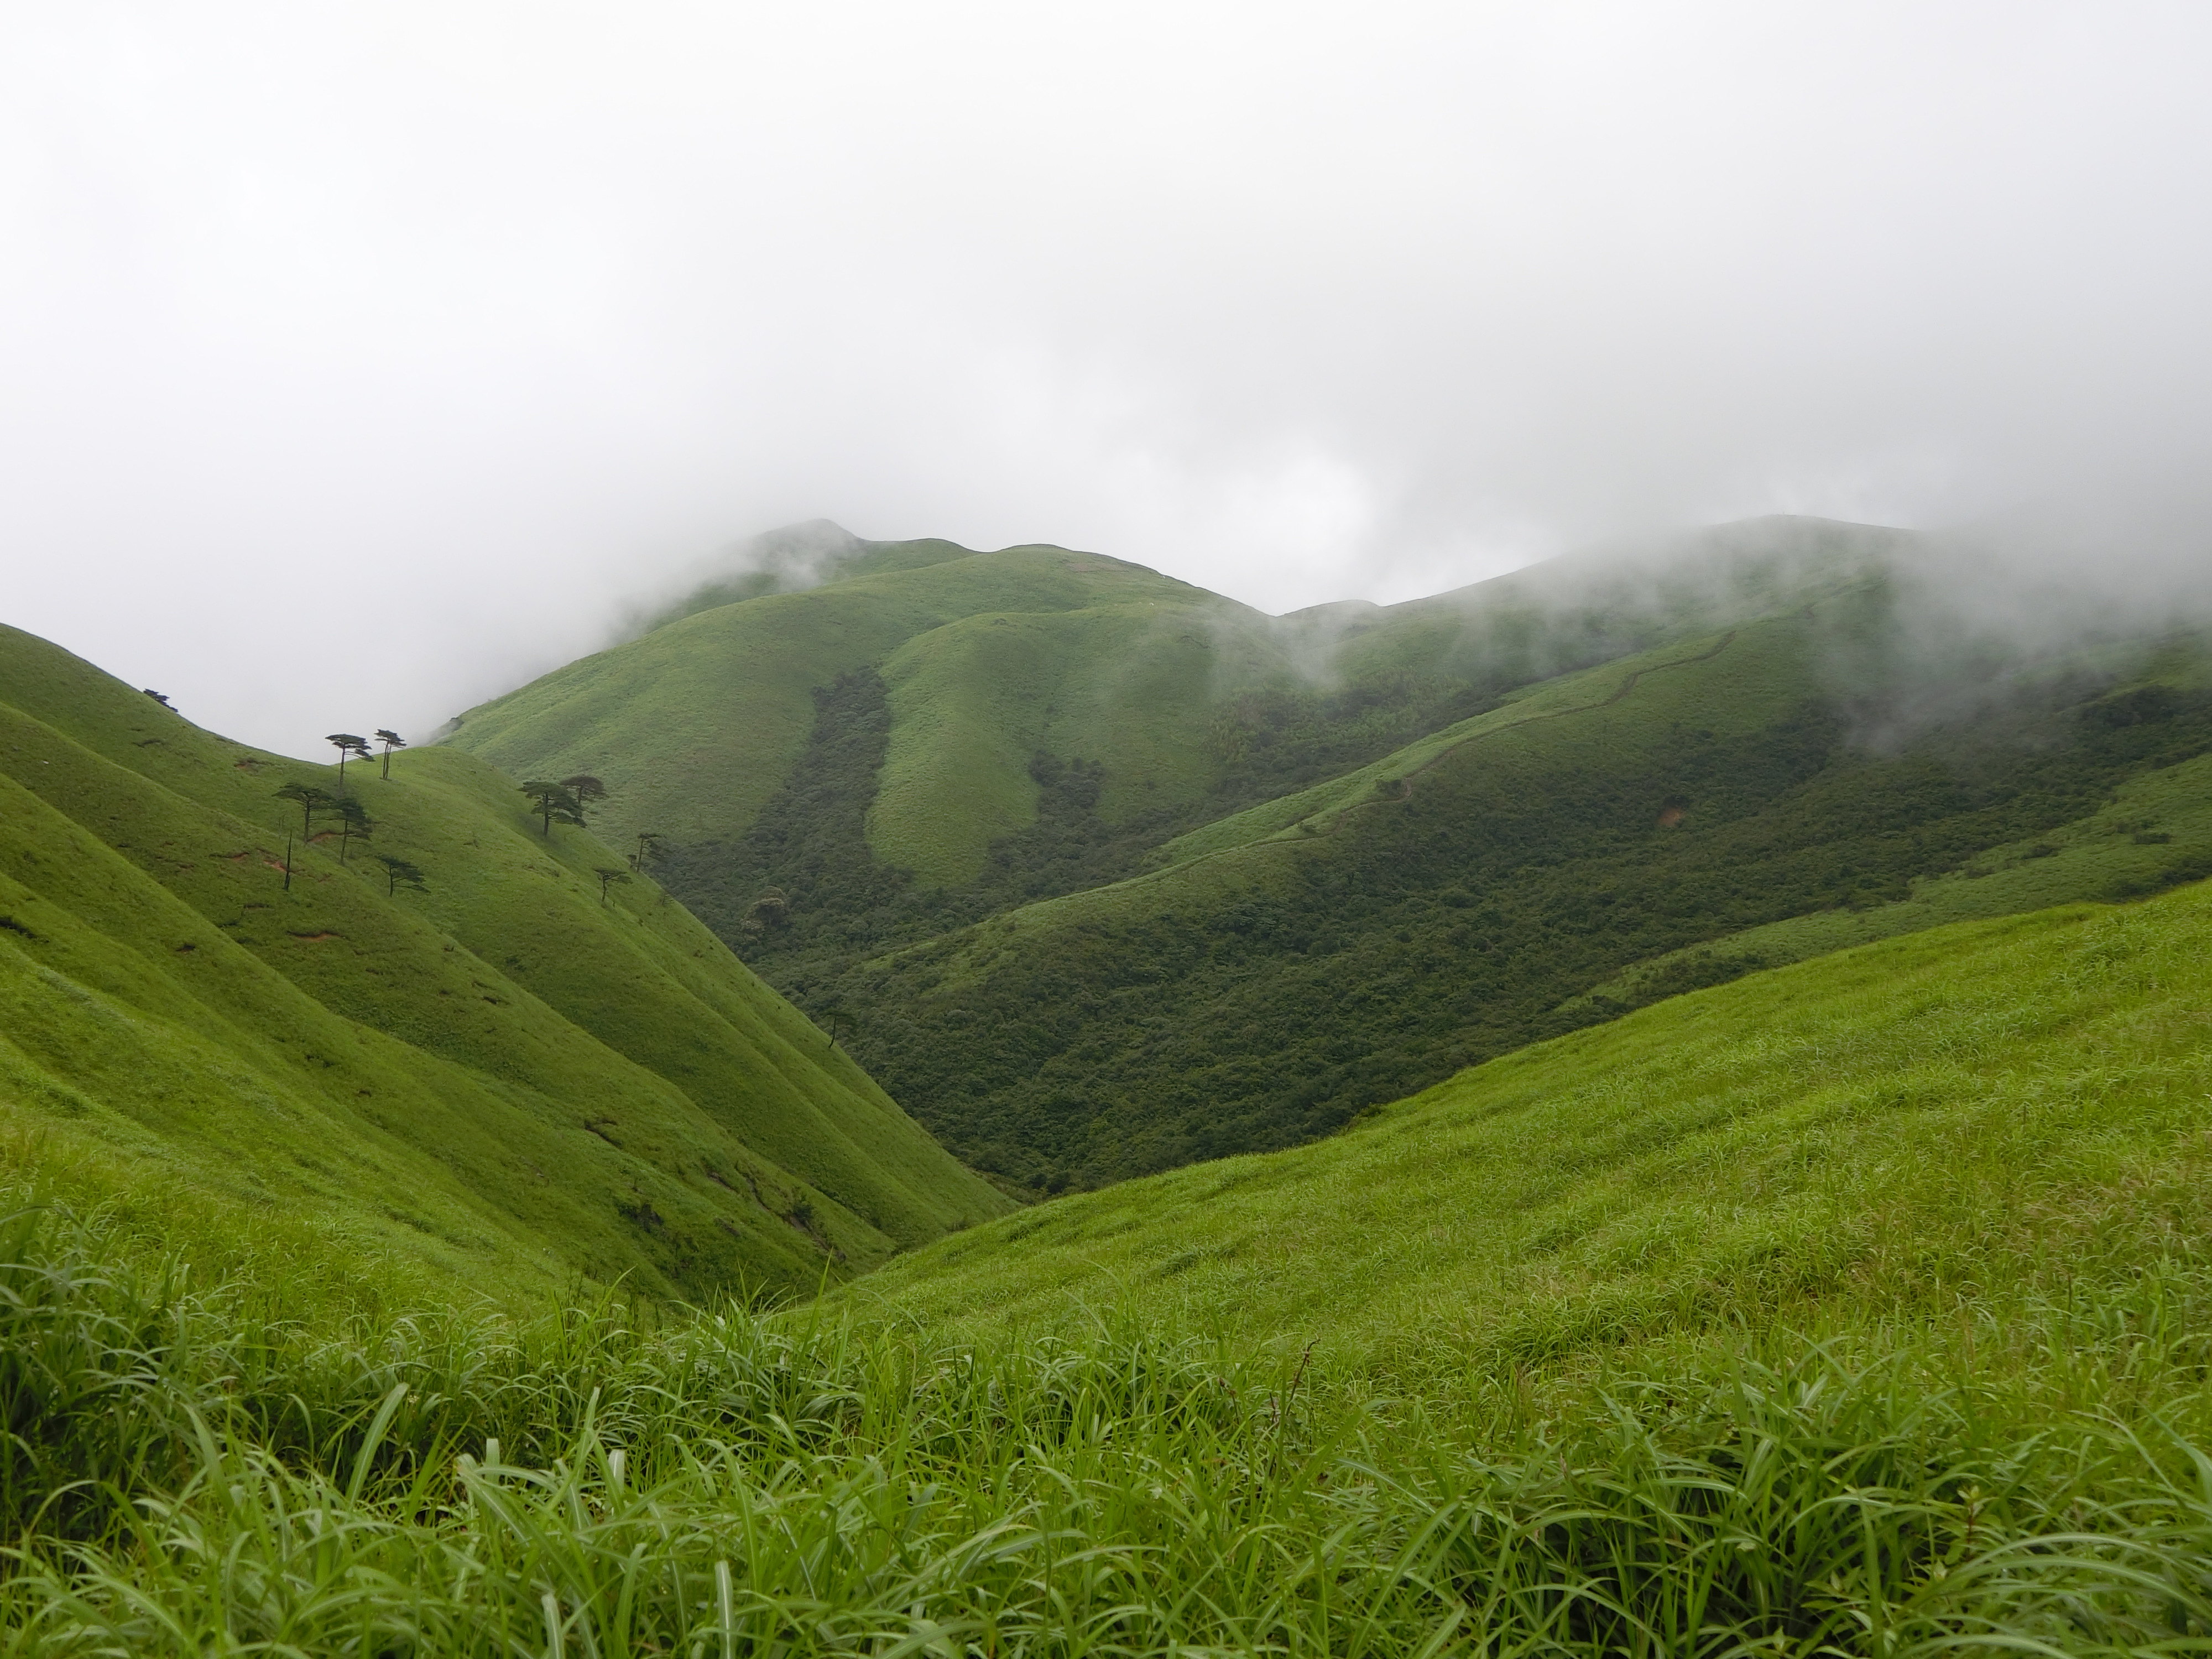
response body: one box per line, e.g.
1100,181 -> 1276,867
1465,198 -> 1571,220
852,872 -> 2212,1357
445,538 -> 1243,881
831,596 -> 2212,1188
448,520 -> 1881,912
450,515 -> 2212,1192
0,625 -> 1009,1308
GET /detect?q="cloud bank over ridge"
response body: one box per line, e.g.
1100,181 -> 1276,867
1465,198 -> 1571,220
4,3 -> 2211,753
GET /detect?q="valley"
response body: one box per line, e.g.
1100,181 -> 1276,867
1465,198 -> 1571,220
450,517 -> 2212,1191
7,515 -> 2212,1651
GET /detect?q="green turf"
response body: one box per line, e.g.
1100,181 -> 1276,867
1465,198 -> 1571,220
11,873 -> 2212,1651
849,873 -> 2212,1357
0,624 -> 1009,1307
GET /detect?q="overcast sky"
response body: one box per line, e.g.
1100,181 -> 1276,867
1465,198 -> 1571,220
6,3 -> 2211,755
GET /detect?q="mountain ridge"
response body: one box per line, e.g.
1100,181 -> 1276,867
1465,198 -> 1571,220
444,515 -> 2212,1191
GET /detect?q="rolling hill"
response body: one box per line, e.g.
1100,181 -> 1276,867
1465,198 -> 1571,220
837,598 -> 2212,1187
447,518 -> 1880,893
0,623 -> 1009,1310
448,516 -> 2212,1191
446,535 -> 1237,885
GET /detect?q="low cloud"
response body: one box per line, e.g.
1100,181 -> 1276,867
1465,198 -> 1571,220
4,3 -> 2211,754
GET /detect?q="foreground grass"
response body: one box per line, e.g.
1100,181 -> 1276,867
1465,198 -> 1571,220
7,1191 -> 2212,1655
9,877 -> 2212,1650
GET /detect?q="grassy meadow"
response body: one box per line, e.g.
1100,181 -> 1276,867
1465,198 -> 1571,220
6,877 -> 2212,1651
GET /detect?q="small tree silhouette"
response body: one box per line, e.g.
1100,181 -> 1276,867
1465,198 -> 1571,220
816,1000 -> 849,1050
331,797 -> 373,863
560,775 -> 609,821
519,780 -> 585,834
326,733 -> 371,791
142,689 -> 173,709
374,855 -> 427,898
373,728 -> 407,779
629,831 -> 662,872
594,865 -> 630,904
274,781 -> 335,841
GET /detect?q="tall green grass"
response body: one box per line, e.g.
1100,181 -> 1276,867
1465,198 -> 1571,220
7,1195 -> 2212,1655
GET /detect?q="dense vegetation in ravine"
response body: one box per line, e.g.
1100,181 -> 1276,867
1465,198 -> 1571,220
652,659 -> 1525,983
454,515 -> 2212,1192
826,612 -> 2212,1189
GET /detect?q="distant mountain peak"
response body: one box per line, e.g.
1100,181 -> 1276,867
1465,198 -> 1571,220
749,518 -> 864,566
628,520 -> 869,634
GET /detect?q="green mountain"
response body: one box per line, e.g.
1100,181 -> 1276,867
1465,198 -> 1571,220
11,575 -> 2212,1645
0,624 -> 1009,1309
446,517 -> 1850,891
448,518 -> 2212,1192
447,535 -> 1233,886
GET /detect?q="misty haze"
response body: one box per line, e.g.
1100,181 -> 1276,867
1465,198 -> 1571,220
8,6 -> 2212,1651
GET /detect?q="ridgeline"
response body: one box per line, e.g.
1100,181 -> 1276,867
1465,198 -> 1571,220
450,518 -> 2212,1190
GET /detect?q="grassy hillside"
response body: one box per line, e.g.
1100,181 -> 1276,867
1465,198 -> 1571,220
852,874 -> 2212,1351
0,624 -> 1008,1308
485,517 -> 1906,967
444,538 -> 1240,880
450,520 -> 1872,902
833,599 -> 2212,1187
450,516 -> 2212,1192
11,877 -> 2212,1651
